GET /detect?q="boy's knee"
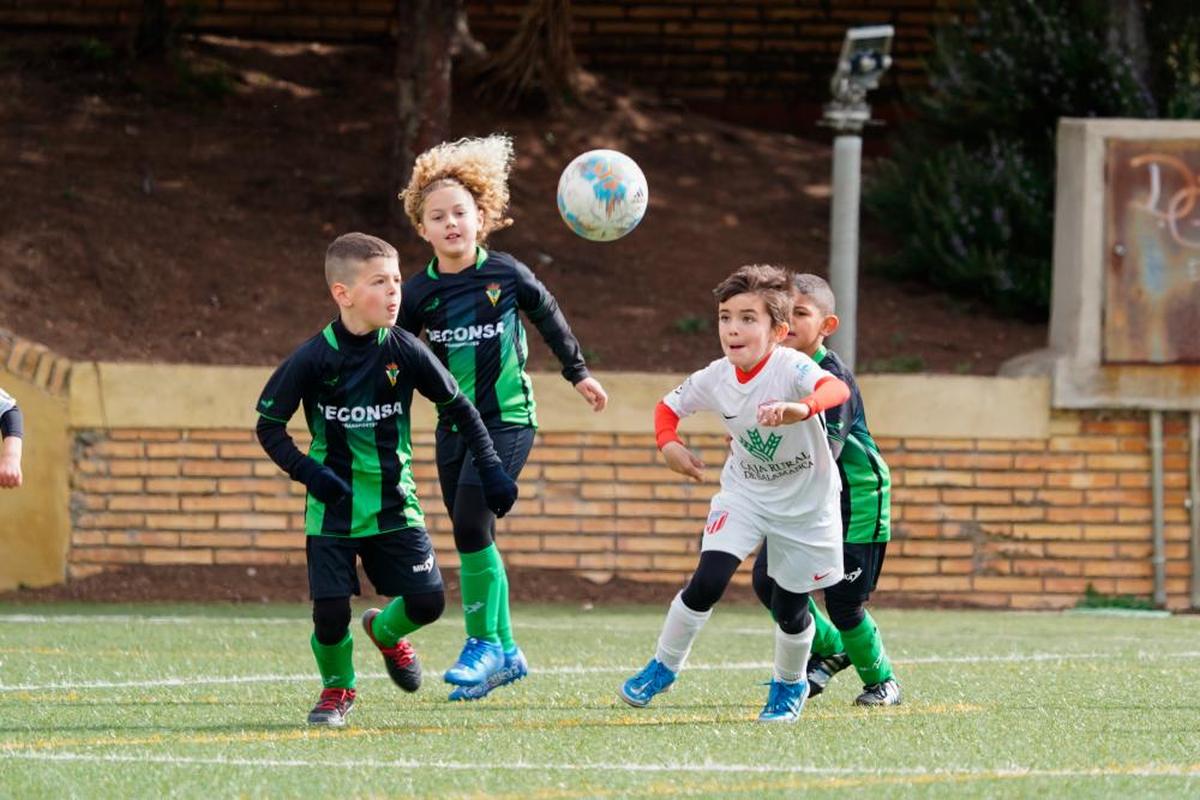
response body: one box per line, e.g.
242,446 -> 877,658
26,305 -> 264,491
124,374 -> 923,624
824,590 -> 866,631
312,596 -> 351,645
404,590 -> 445,626
773,593 -> 811,635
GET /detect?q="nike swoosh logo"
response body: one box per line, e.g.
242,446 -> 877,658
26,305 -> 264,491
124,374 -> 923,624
721,413 -> 737,420
813,570 -> 835,581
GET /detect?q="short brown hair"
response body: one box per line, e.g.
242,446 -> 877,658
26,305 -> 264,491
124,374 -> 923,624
712,264 -> 792,327
791,273 -> 837,315
324,232 -> 398,287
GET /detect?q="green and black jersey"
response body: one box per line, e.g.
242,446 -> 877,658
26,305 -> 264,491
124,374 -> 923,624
256,319 -> 500,538
398,247 -> 589,429
817,345 -> 892,543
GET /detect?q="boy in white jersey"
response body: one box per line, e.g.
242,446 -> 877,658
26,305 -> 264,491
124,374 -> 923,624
618,264 -> 849,722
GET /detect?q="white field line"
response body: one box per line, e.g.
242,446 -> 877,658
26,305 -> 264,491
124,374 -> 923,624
0,750 -> 1198,780
4,650 -> 1200,694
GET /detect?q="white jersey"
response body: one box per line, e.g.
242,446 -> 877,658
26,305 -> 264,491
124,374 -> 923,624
664,347 -> 840,523
0,388 -> 14,418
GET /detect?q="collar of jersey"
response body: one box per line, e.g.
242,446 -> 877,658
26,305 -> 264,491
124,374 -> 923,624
812,344 -> 828,363
425,246 -> 488,280
322,319 -> 388,351
734,349 -> 775,384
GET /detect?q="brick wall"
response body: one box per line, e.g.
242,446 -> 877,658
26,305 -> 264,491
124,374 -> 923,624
68,410 -> 1196,610
2,0 -> 968,129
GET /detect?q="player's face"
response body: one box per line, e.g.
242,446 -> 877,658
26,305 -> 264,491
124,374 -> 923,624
717,292 -> 788,370
418,184 -> 484,268
345,256 -> 402,329
782,291 -> 833,357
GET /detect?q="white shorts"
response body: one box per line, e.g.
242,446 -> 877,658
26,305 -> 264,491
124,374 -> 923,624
701,490 -> 843,594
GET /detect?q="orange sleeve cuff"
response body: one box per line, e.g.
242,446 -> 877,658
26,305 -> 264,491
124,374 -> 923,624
655,401 -> 683,450
801,376 -> 849,415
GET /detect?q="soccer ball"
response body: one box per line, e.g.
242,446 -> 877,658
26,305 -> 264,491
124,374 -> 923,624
556,149 -> 649,242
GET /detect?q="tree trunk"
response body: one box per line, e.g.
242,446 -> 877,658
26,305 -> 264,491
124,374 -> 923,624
473,0 -> 579,111
392,0 -> 457,237
134,0 -> 169,59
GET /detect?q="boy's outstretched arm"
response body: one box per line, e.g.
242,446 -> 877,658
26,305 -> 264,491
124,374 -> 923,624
256,418 -> 350,506
514,260 -> 606,411
757,376 -> 849,427
655,401 -> 705,482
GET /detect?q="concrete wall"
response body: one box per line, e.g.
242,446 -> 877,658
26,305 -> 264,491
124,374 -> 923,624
5,327 -> 1196,609
0,334 -> 72,590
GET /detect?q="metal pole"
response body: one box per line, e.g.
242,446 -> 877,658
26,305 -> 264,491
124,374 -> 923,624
828,134 -> 862,372
1150,410 -> 1166,607
1190,411 -> 1200,609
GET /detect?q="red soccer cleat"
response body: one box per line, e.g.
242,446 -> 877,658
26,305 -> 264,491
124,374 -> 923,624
307,687 -> 356,727
362,608 -> 422,692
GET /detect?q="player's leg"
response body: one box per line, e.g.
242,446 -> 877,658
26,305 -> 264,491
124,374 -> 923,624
619,549 -> 742,708
438,426 -> 534,690
758,583 -> 812,723
305,536 -> 359,726
360,528 -> 446,693
825,541 -> 900,706
754,541 -> 844,696
620,495 -> 761,708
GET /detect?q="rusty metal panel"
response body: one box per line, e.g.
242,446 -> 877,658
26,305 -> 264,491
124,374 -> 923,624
1104,138 -> 1200,364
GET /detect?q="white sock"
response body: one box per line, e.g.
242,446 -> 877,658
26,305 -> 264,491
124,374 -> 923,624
774,622 -> 814,684
654,592 -> 712,673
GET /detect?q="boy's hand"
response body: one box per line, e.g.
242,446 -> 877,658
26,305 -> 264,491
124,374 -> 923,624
661,441 -> 705,483
0,454 -> 21,489
757,401 -> 809,427
306,466 -> 351,506
574,377 -> 608,412
479,462 -> 518,518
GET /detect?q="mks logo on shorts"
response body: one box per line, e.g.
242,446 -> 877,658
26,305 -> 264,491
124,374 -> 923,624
412,553 -> 435,574
704,510 -> 729,535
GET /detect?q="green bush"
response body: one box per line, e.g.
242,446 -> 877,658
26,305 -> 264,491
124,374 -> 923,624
867,0 -> 1197,317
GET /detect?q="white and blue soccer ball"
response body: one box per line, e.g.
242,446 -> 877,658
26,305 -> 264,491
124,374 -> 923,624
556,149 -> 649,242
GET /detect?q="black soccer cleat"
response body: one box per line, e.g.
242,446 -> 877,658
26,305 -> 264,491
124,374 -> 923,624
307,687 -> 356,727
806,652 -> 851,698
855,677 -> 902,707
362,608 -> 422,692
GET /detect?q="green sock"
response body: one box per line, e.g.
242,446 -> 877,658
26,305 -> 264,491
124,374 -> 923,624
372,596 -> 419,647
310,631 -> 355,689
496,558 -> 515,652
841,611 -> 893,686
459,544 -> 502,644
809,597 -> 844,657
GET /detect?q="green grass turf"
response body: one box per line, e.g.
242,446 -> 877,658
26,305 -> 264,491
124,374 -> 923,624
0,603 -> 1197,798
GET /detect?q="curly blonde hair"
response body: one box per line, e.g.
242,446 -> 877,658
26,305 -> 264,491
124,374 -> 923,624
399,134 -> 515,240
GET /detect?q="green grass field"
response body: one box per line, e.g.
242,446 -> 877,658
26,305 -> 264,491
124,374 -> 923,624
0,603 -> 1197,798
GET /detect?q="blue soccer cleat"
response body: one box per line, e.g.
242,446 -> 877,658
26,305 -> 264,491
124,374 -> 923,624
758,679 -> 808,723
448,646 -> 529,701
443,637 -> 505,686
618,658 -> 676,708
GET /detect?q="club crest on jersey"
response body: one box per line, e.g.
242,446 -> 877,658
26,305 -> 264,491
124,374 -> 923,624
485,282 -> 501,307
739,428 -> 783,462
704,510 -> 729,535
385,362 -> 399,387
